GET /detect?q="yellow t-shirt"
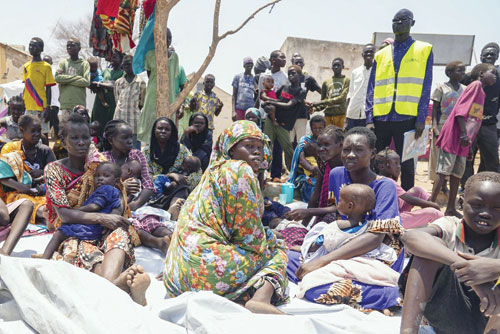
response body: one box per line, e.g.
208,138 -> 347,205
22,61 -> 56,111
302,156 -> 318,177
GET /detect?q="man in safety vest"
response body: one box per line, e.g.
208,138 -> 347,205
365,8 -> 433,191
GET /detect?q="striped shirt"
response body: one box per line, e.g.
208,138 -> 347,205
114,75 -> 146,134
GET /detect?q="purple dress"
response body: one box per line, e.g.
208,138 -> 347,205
287,167 -> 404,310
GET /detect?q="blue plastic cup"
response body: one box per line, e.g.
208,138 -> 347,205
281,182 -> 294,204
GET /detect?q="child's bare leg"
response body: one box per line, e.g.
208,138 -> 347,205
126,264 -> 150,306
137,229 -> 168,254
445,175 -> 462,218
430,173 -> 446,202
152,226 -> 172,254
40,230 -> 68,259
35,205 -> 47,225
97,91 -> 108,108
484,314 -> 500,334
245,279 -> 285,315
168,197 -> 185,221
400,257 -> 442,334
0,201 -> 33,255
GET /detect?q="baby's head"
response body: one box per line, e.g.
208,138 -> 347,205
262,73 -> 274,90
463,172 -> 500,235
181,156 -> 201,175
90,121 -> 100,137
95,162 -> 121,188
88,57 -> 99,73
337,184 -> 376,219
120,160 -> 141,180
303,143 -> 318,158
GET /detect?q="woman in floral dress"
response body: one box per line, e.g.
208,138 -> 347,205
164,120 -> 289,314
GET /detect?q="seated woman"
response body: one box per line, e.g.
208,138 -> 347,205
44,114 -> 149,305
288,127 -> 404,314
164,121 -> 289,314
287,115 -> 326,202
0,115 -> 56,226
0,198 -> 33,255
143,117 -> 202,209
180,112 -> 212,171
103,120 -> 171,254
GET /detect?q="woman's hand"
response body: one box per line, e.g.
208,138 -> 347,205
296,258 -> 326,280
123,178 -> 141,195
184,125 -> 198,136
451,252 -> 500,286
29,169 -> 44,179
167,173 -> 187,185
285,209 -> 311,221
98,213 -> 130,230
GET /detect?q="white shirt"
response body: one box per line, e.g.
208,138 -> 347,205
345,65 -> 371,120
50,69 -> 60,108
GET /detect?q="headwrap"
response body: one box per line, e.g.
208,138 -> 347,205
149,117 -> 180,173
254,56 -> 271,72
185,112 -> 210,152
244,108 -> 262,129
209,120 -> 271,170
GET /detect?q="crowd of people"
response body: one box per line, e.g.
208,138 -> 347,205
2,6 -> 500,334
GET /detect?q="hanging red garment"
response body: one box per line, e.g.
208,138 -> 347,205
142,0 -> 156,19
96,0 -> 121,17
97,0 -> 139,54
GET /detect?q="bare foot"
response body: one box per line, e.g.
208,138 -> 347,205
160,235 -> 171,254
168,198 -> 185,221
245,300 -> 285,315
114,265 -> 139,293
127,265 -> 150,306
382,308 -> 394,316
31,253 -> 44,258
444,209 -> 462,219
0,249 -> 7,256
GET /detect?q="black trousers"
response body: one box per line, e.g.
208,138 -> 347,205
49,106 -> 60,137
374,119 -> 416,190
461,123 -> 499,188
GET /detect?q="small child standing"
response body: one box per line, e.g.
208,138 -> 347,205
260,74 -> 279,126
375,148 -> 443,229
429,61 -> 466,191
430,63 -> 497,217
88,57 -> 108,109
114,55 -> 146,150
400,172 -> 500,334
41,162 -> 125,259
90,121 -> 103,151
189,74 -> 223,133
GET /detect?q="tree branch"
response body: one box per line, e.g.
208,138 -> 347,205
219,0 -> 281,40
160,0 -> 282,118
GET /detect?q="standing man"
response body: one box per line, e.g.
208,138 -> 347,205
232,57 -> 255,121
291,55 -> 321,143
345,44 -> 375,130
314,58 -> 350,128
366,9 -> 433,190
461,42 -> 500,188
43,55 -> 60,139
23,37 -> 56,143
55,38 -> 90,121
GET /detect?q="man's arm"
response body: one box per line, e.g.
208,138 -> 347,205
232,86 -> 238,120
416,50 -> 434,125
365,61 -> 377,124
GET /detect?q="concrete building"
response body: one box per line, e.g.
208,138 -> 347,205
0,43 -> 31,84
280,36 -> 365,102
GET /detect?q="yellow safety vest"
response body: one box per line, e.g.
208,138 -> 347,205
373,40 -> 432,117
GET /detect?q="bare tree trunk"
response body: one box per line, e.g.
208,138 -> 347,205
154,0 -> 282,119
154,0 -> 179,118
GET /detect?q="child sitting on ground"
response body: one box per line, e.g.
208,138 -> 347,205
260,74 -> 279,126
88,57 -> 108,108
153,156 -> 201,195
400,172 -> 500,334
375,148 -> 443,229
301,183 -> 396,263
41,162 -> 125,259
430,63 -> 497,218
